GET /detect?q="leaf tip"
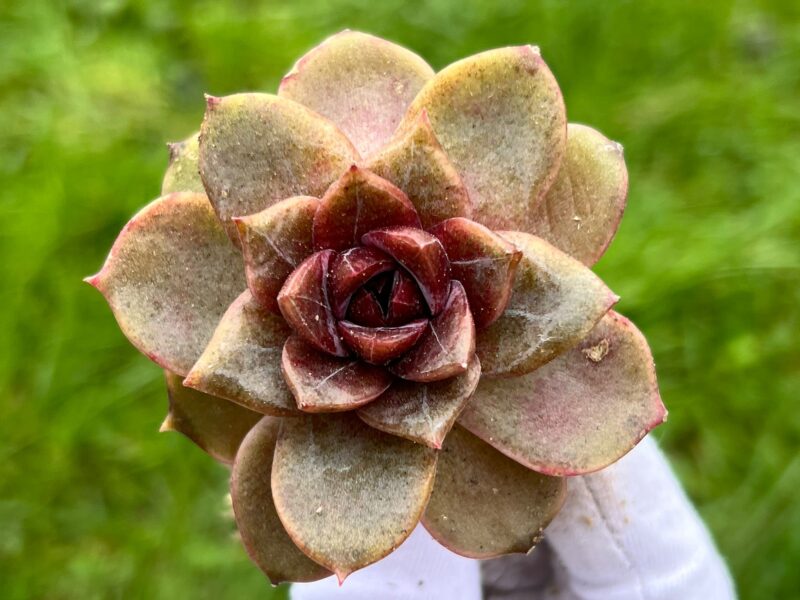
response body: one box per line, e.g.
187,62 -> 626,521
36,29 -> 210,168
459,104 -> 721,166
83,272 -> 102,290
204,93 -> 221,110
335,570 -> 350,586
159,412 -> 176,433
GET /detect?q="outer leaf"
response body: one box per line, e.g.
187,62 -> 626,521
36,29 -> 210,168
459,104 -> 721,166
278,30 -> 434,158
281,336 -> 392,412
476,231 -> 618,377
231,417 -> 331,584
199,93 -> 357,244
532,124 -> 628,266
183,291 -> 299,416
460,311 -> 668,476
422,425 -> 566,558
329,246 -> 395,319
277,250 -> 346,357
391,281 -> 475,382
85,192 -> 245,376
398,46 -> 566,234
358,355 -> 480,448
161,132 -> 204,194
161,371 -> 261,465
366,111 -> 471,229
337,319 -> 427,365
361,227 -> 450,315
312,166 -> 421,252
430,218 -> 522,329
272,413 -> 437,581
234,196 -> 319,313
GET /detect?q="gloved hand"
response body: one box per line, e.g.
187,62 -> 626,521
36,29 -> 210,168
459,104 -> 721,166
291,437 -> 736,600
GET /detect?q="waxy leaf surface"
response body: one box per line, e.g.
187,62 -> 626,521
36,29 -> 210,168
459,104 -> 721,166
281,336 -> 392,412
430,218 -> 522,329
399,46 -> 566,234
422,425 -> 566,557
272,413 -> 437,580
235,196 -> 319,313
477,231 -> 617,377
277,250 -> 346,356
312,166 -> 421,252
347,289 -> 387,327
392,281 -> 475,382
460,311 -> 667,475
162,371 -> 262,465
532,124 -> 628,266
362,227 -> 450,315
386,270 -> 426,325
199,93 -> 357,243
279,30 -> 434,158
86,192 -> 245,376
232,417 -> 331,584
183,291 -> 299,415
329,246 -> 395,319
366,112 -> 471,228
359,356 -> 480,448
337,319 -> 427,365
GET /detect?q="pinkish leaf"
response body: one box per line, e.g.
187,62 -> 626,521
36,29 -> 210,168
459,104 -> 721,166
476,231 -> 618,377
234,196 -> 320,313
391,281 -> 475,383
85,192 -> 245,376
430,218 -> 522,329
232,417 -> 331,584
312,166 -> 421,252
199,93 -> 357,244
328,246 -> 395,319
161,132 -> 204,194
281,336 -> 392,412
183,291 -> 300,416
385,270 -> 426,325
421,425 -> 566,558
358,355 -> 480,448
161,371 -> 262,465
398,46 -> 566,234
271,413 -> 437,581
460,311 -> 668,476
366,111 -> 472,229
362,227 -> 450,315
346,288 -> 387,327
532,124 -> 628,266
277,250 -> 346,357
337,319 -> 427,365
278,30 -> 434,158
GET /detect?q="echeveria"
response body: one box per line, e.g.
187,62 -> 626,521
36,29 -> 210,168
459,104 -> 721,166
86,31 -> 667,584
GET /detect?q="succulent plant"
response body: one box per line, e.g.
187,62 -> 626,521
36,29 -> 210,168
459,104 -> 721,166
86,31 -> 667,584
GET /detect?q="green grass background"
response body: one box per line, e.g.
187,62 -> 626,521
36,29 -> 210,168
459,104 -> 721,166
1,0 -> 798,598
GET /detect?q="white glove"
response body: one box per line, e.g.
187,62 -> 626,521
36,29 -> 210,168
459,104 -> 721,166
291,437 -> 736,600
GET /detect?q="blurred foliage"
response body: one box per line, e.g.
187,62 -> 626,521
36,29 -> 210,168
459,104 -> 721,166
1,0 -> 798,598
